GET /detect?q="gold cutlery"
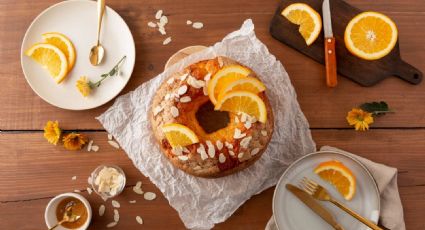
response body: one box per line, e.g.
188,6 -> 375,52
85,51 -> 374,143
89,0 -> 106,66
49,205 -> 81,230
300,177 -> 383,230
286,184 -> 344,230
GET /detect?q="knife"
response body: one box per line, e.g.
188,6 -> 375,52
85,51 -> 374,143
322,0 -> 338,87
286,184 -> 344,230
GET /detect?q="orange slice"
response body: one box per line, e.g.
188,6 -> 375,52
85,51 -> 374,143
217,77 -> 266,102
214,90 -> 267,123
314,160 -> 356,200
162,123 -> 199,147
207,65 -> 251,104
281,3 -> 322,46
25,43 -> 69,83
42,32 -> 76,71
344,12 -> 398,60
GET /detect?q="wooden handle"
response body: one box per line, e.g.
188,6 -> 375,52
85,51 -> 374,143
395,60 -> 423,85
324,37 -> 337,87
330,199 -> 383,230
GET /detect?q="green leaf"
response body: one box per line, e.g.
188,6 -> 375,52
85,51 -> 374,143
359,101 -> 393,116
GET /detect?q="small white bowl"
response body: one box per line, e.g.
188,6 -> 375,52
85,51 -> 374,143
45,192 -> 92,230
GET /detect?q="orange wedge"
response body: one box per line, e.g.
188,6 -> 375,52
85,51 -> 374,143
217,77 -> 266,102
162,123 -> 199,147
314,160 -> 356,200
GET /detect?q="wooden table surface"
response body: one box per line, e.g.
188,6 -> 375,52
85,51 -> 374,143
1,0 -> 424,229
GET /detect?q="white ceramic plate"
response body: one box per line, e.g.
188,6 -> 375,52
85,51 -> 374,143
273,151 -> 380,230
21,0 -> 135,110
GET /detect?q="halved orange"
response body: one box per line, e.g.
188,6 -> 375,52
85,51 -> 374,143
162,123 -> 199,147
207,65 -> 251,104
344,12 -> 398,60
281,3 -> 322,46
314,160 -> 356,200
214,90 -> 267,123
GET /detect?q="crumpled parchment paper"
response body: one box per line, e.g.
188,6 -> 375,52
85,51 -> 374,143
97,19 -> 316,229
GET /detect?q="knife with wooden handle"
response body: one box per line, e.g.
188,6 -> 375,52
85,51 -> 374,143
322,0 -> 337,87
286,184 -> 344,230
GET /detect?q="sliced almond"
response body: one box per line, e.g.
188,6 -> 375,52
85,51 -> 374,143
108,140 -> 120,149
108,133 -> 113,140
244,120 -> 252,129
192,22 -> 203,29
112,200 -> 120,208
240,136 -> 252,149
229,150 -> 235,157
186,20 -> 192,25
158,26 -> 166,35
172,147 -> 183,156
187,75 -> 205,89
206,140 -> 215,158
170,106 -> 179,117
216,140 -> 223,150
160,15 -> 168,25
155,10 -> 163,19
179,96 -> 191,103
91,145 -> 99,152
99,204 -> 106,216
87,140 -> 93,151
147,21 -> 156,28
251,148 -> 260,156
238,152 -> 244,159
178,155 -> 189,161
74,189 -> 81,193
233,128 -> 246,139
167,77 -> 174,85
144,192 -> 157,201
177,85 -> 188,95
87,187 -> 93,195
225,141 -> 233,149
129,200 -> 136,204
71,176 -> 77,180
153,105 -> 163,116
113,209 -> 120,222
106,222 -> 117,228
163,37 -> 172,45
261,130 -> 267,137
197,144 -> 208,160
136,216 -> 144,225
218,153 -> 226,163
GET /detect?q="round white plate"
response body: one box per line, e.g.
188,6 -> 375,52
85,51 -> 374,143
273,150 -> 380,230
21,0 -> 135,110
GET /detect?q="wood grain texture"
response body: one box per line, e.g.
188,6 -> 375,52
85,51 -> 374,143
0,0 -> 424,129
1,130 -> 425,229
1,0 -> 425,229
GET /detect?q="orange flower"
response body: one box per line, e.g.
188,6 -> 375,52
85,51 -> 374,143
346,108 -> 374,131
43,120 -> 61,145
63,133 -> 88,150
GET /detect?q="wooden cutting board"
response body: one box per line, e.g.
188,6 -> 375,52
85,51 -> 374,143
270,0 -> 423,86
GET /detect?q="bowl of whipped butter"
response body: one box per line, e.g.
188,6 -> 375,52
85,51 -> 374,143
90,165 -> 126,199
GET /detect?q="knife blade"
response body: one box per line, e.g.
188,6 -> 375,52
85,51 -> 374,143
322,0 -> 338,87
286,184 -> 344,230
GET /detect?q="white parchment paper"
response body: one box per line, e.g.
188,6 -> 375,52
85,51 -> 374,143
97,19 -> 316,229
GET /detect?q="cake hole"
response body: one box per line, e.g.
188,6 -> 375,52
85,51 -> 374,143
195,101 -> 230,134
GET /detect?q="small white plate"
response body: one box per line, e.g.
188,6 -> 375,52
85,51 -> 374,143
273,150 -> 380,230
21,0 -> 135,110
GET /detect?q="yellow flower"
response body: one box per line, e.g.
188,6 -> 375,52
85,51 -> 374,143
63,133 -> 88,150
346,108 -> 374,131
43,120 -> 61,145
76,76 -> 92,97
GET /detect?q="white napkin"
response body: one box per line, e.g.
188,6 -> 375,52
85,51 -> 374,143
97,19 -> 316,229
266,146 -> 405,230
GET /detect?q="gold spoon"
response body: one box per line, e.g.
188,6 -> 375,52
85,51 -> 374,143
49,205 -> 81,230
89,0 -> 106,66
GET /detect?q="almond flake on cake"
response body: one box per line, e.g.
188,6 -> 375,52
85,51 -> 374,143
204,73 -> 212,81
206,140 -> 215,158
179,96 -> 191,103
187,75 -> 205,89
229,150 -> 235,157
112,200 -> 120,208
197,144 -> 208,160
238,152 -> 244,159
225,141 -> 233,149
233,128 -> 246,139
177,85 -> 188,95
170,106 -> 179,117
251,148 -> 260,156
153,105 -> 163,116
240,136 -> 252,149
261,130 -> 267,136
167,77 -> 174,85
244,120 -> 252,129
218,153 -> 226,163
216,140 -> 223,150
180,73 -> 189,81
178,155 -> 189,161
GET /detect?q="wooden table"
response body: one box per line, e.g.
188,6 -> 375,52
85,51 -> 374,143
1,0 -> 424,229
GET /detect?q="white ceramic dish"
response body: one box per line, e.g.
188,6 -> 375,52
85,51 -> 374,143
21,0 -> 135,110
45,192 -> 92,230
272,150 -> 380,230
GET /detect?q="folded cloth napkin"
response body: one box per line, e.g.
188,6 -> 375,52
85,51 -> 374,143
265,146 -> 405,230
97,19 -> 315,229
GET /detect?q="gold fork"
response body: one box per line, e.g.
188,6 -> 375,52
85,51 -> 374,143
300,177 -> 383,230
